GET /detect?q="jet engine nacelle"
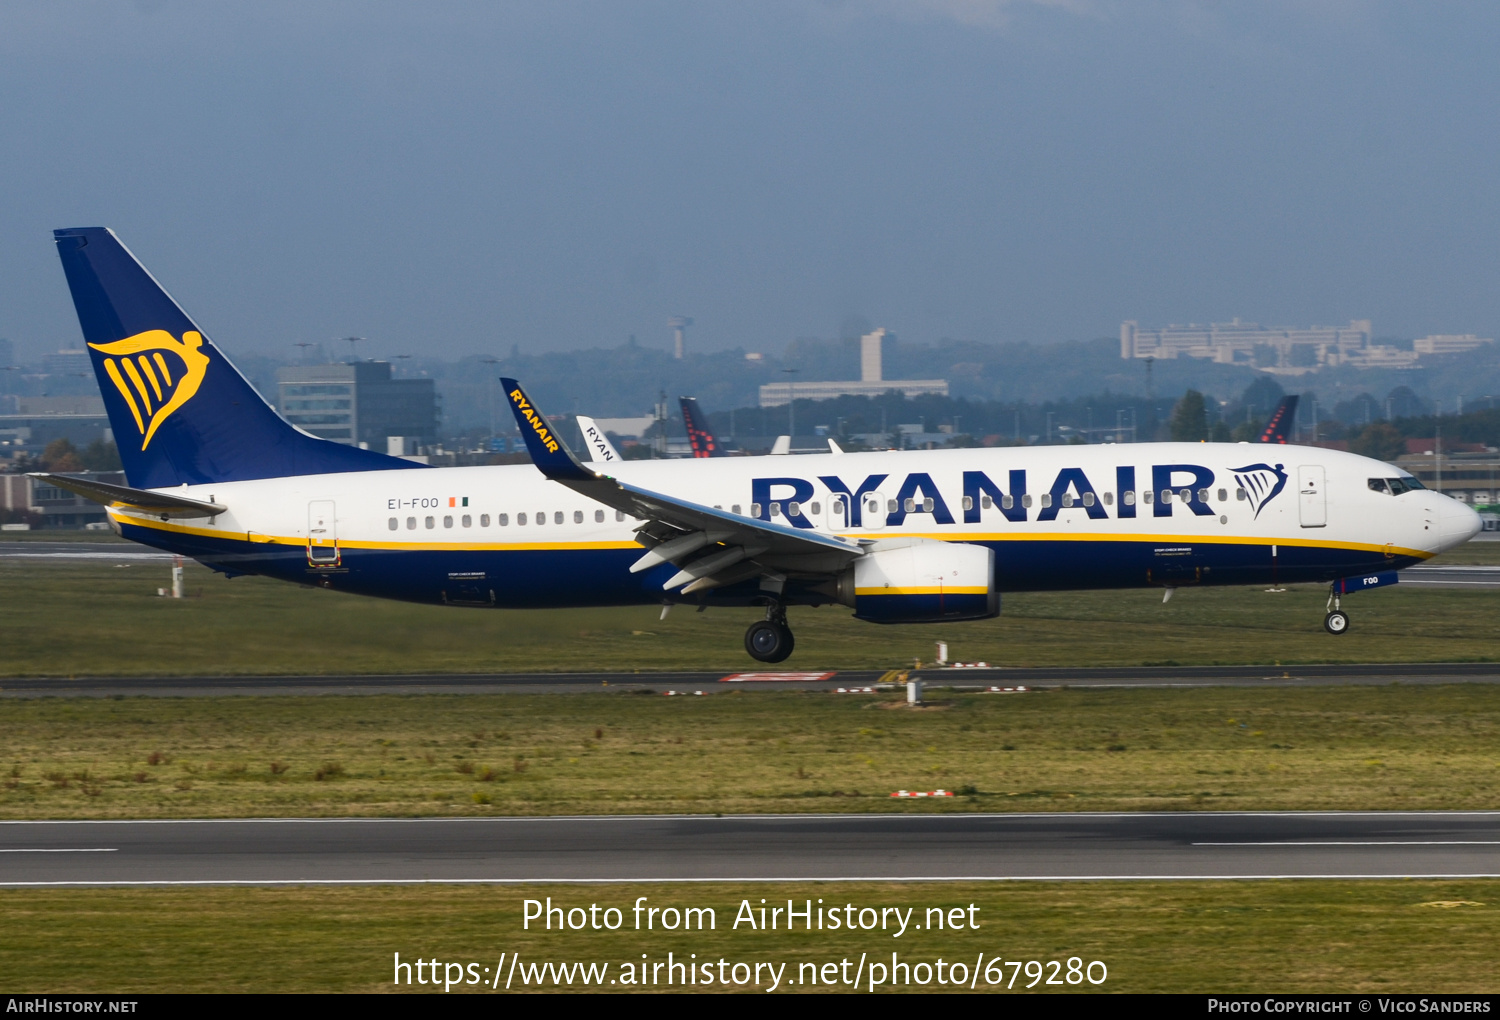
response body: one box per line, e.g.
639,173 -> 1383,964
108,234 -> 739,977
837,538 -> 999,624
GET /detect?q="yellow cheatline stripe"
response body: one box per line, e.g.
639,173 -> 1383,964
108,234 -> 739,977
152,351 -> 174,386
856,587 -> 989,596
111,512 -> 639,551
119,357 -> 154,414
102,359 -> 144,433
110,511 -> 1430,561
138,355 -> 164,401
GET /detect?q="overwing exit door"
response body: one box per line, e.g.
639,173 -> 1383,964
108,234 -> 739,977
1297,466 -> 1326,528
308,500 -> 339,564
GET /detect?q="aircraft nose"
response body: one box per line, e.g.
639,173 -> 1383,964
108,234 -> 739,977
1439,496 -> 1483,551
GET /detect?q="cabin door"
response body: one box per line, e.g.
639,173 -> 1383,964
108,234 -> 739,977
307,500 -> 339,564
1297,466 -> 1327,528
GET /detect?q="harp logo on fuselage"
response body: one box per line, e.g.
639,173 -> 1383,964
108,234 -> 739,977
88,330 -> 211,451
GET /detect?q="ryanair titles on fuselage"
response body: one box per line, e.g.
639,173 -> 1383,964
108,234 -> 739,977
747,460 -> 1287,530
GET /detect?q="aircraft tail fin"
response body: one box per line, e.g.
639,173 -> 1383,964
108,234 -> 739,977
1258,394 -> 1299,444
575,415 -> 622,463
52,227 -> 423,489
679,396 -> 723,457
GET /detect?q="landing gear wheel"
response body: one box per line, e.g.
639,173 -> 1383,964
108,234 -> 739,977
1324,610 -> 1350,635
745,620 -> 794,663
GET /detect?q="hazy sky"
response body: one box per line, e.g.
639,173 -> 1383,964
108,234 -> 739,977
2,1 -> 1497,362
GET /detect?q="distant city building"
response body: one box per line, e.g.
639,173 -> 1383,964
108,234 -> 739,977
41,349 -> 92,377
1119,318 -> 1418,374
0,394 -> 111,455
276,361 -> 438,448
1413,334 -> 1495,356
758,329 -> 949,407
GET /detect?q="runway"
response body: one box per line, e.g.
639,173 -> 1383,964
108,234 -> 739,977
4,661 -> 1500,697
2,812 -> 1497,884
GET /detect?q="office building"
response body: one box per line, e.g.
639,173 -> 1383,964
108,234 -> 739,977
758,329 -> 949,407
276,361 -> 438,449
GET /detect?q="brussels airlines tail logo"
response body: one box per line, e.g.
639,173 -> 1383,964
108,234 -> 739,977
88,330 -> 211,451
1231,462 -> 1288,519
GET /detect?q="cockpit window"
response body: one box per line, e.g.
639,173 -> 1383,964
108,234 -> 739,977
1387,476 -> 1424,495
1368,478 -> 1390,494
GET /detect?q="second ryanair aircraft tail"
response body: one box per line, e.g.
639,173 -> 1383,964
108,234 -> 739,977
53,228 -> 422,490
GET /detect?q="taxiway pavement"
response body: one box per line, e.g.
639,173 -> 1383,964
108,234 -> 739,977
2,812 -> 1496,884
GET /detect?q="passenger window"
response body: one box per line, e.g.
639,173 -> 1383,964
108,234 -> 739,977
462,514 -> 472,528
517,513 -> 527,525
388,517 -> 398,531
1217,488 -> 1227,502
1196,489 -> 1208,503
810,501 -> 821,515
616,510 -> 626,521
997,495 -> 1008,510
887,499 -> 898,513
788,501 -> 801,516
904,498 -> 915,513
751,503 -> 763,517
1160,490 -> 1172,503
732,505 -> 742,515
537,512 -> 546,525
1143,491 -> 1154,505
1060,493 -> 1073,507
1083,492 -> 1095,507
480,514 -> 490,527
1181,488 -> 1193,503
1103,492 -> 1114,505
574,510 -> 583,524
867,500 -> 879,514
425,516 -> 435,529
962,496 -> 974,511
1236,488 -> 1247,501
770,502 -> 782,517
443,515 -> 453,528
595,509 -> 604,522
923,498 -> 934,512
498,514 -> 508,526
1021,494 -> 1033,508
555,511 -> 564,525
406,517 -> 417,529
1040,493 -> 1053,508
982,495 -> 994,509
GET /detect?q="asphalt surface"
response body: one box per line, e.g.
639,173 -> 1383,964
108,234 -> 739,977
5,662 -> 1500,697
2,812 -> 1497,884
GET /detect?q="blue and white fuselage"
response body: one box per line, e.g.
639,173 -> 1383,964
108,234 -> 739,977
42,227 -> 1481,662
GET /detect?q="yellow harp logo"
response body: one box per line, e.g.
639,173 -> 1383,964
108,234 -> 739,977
88,330 -> 211,451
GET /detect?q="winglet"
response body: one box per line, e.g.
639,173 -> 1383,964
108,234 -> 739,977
500,378 -> 597,481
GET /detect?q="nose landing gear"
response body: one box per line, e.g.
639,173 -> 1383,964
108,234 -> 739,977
745,604 -> 795,663
1324,588 -> 1350,635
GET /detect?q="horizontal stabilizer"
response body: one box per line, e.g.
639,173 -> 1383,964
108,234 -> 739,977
29,473 -> 226,519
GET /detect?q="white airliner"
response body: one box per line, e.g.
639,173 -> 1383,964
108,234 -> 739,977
38,228 -> 1481,662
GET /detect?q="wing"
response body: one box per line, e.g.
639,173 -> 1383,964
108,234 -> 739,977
502,379 -> 861,594
29,472 -> 226,519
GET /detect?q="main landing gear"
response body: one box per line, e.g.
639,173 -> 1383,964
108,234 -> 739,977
1324,588 -> 1350,636
745,604 -> 795,663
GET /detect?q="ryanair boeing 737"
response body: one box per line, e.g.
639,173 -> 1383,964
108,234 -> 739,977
35,228 -> 1482,662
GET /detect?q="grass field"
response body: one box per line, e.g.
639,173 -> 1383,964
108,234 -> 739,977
6,548 -> 1500,676
2,880 -> 1498,993
4,685 -> 1499,819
